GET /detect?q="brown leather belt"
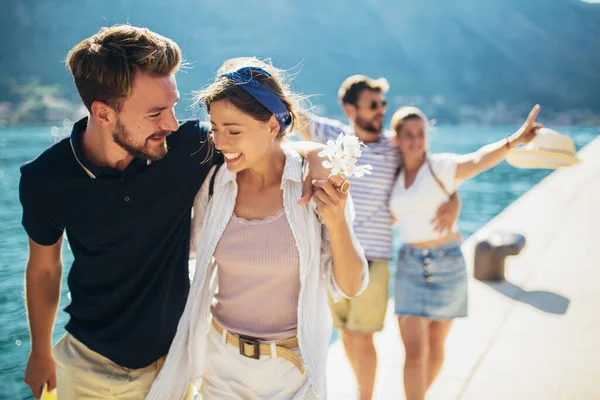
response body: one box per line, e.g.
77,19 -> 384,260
211,319 -> 304,374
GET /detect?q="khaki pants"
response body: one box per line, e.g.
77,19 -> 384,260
328,260 -> 390,333
53,333 -> 194,399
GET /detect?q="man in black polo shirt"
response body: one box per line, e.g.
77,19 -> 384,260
20,25 -> 324,400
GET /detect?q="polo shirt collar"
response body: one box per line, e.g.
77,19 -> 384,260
70,117 -> 151,179
70,117 -> 107,179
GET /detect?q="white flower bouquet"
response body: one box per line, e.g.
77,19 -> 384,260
318,133 -> 373,178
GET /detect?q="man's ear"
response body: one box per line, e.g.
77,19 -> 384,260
343,103 -> 357,121
90,101 -> 116,126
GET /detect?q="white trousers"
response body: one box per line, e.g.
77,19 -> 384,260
201,328 -> 315,400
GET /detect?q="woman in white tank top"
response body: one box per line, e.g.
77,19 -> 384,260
389,105 -> 542,400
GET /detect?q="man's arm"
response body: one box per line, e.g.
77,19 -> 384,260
293,111 -> 350,144
287,112 -> 352,204
431,193 -> 462,235
283,140 -> 330,205
24,237 -> 63,399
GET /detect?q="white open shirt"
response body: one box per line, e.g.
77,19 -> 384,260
147,149 -> 369,399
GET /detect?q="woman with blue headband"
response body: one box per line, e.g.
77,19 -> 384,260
147,57 -> 369,399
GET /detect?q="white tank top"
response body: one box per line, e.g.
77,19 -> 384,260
389,153 -> 461,244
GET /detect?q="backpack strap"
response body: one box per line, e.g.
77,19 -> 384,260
208,162 -> 223,200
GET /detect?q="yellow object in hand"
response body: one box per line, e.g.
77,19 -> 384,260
41,384 -> 57,400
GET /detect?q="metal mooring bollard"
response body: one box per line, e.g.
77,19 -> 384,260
474,232 -> 526,281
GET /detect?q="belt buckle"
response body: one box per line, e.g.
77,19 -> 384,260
238,336 -> 261,360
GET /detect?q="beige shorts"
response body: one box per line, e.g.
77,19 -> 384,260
328,260 -> 390,333
52,333 -> 193,399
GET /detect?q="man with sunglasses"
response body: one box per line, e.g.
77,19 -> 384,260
297,75 -> 459,400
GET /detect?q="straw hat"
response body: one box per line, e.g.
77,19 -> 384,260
506,128 -> 580,169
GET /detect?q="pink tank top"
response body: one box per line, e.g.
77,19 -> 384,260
212,209 -> 301,341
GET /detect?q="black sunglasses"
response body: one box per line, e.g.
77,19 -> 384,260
357,100 -> 388,110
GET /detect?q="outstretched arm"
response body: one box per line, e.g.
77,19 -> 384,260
455,105 -> 542,181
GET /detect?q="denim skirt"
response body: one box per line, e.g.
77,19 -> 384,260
394,239 -> 468,319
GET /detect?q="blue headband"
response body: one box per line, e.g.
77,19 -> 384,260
219,67 -> 292,133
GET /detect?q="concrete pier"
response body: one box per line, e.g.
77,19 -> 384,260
327,137 -> 600,399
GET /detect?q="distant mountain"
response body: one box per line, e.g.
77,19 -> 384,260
2,0 -> 599,123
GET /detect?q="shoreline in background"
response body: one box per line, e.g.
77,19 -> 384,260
2,87 -> 600,127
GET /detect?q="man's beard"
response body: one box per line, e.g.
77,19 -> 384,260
355,115 -> 383,134
112,119 -> 169,161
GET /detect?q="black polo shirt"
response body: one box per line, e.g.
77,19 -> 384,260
19,117 -> 219,368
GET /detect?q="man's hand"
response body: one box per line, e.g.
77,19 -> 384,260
24,351 -> 56,399
431,193 -> 461,235
298,144 -> 330,205
281,140 -> 331,204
